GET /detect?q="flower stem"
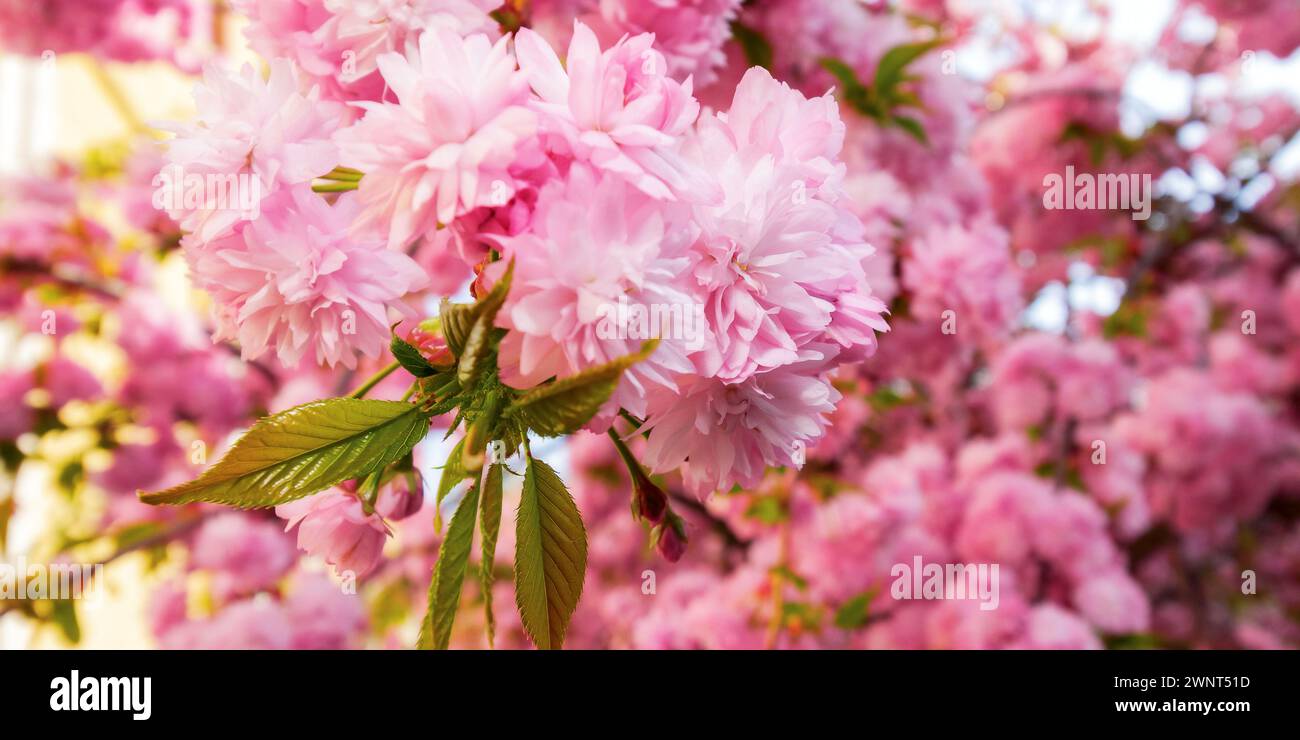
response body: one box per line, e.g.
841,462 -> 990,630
349,361 -> 401,399
618,409 -> 650,439
606,427 -> 643,477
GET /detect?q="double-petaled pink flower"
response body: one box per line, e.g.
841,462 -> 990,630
337,27 -> 540,248
515,21 -> 718,203
185,186 -> 427,368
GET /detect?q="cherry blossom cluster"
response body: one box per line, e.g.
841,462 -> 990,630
163,6 -> 888,499
2,0 -> 1299,652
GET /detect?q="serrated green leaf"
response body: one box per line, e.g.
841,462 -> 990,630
434,437 -> 467,532
874,39 -> 944,96
440,261 -> 514,357
505,340 -> 658,437
139,399 -> 428,508
514,456 -> 587,650
440,300 -> 477,361
457,313 -> 492,387
417,480 -> 481,650
391,335 -> 437,378
479,463 -> 504,648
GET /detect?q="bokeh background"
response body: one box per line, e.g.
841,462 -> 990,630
3,0 -> 1300,649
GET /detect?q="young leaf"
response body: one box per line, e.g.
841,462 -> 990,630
456,313 -> 493,387
441,260 -> 514,357
391,335 -> 437,378
874,39 -> 945,96
479,463 -> 505,648
505,340 -> 658,437
434,437 -> 468,532
139,399 -> 428,508
417,479 -> 481,650
514,456 -> 587,650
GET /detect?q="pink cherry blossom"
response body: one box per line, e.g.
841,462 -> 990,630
190,513 -> 298,598
283,571 -> 368,649
185,186 -> 427,368
493,165 -> 699,417
233,0 -> 500,104
160,59 -> 343,243
276,487 -> 391,578
586,0 -> 742,86
336,27 -> 539,248
641,365 -> 840,495
514,21 -> 717,202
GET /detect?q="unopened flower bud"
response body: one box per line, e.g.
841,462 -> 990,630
630,466 -> 668,525
376,473 -> 424,521
407,319 -> 454,368
651,512 -> 688,563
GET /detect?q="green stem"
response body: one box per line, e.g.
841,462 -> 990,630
618,409 -> 650,440
359,470 -> 382,515
349,361 -> 401,399
606,427 -> 644,479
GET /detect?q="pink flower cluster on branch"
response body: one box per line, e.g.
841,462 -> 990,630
165,14 -> 889,497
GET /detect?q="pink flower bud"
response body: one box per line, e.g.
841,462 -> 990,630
652,513 -> 689,563
406,322 -> 454,368
376,474 -> 424,522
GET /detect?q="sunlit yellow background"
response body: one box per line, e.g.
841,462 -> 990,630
1,14 -> 260,649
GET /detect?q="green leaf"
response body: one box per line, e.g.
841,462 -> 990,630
418,480 -> 481,650
892,115 -> 929,145
419,372 -> 462,416
514,456 -> 587,650
390,334 -> 437,378
820,56 -> 861,91
819,57 -> 876,118
874,39 -> 945,95
457,313 -> 493,387
139,399 -> 429,508
440,260 -> 514,357
834,590 -> 876,630
479,463 -> 504,648
440,301 -> 477,359
731,20 -> 773,70
434,437 -> 468,532
505,340 -> 658,437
